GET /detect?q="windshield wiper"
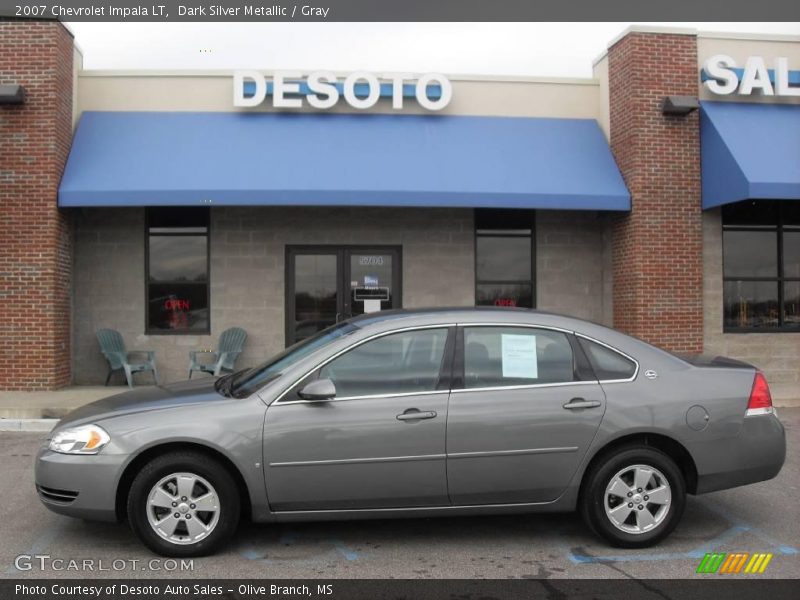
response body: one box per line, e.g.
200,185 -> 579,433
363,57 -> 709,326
214,373 -> 235,397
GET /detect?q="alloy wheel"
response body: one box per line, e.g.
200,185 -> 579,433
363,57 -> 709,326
146,472 -> 221,545
603,464 -> 671,534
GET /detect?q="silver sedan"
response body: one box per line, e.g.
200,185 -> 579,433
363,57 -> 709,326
35,308 -> 786,557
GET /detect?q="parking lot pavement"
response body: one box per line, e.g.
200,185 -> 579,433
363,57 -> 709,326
1,410 -> 797,581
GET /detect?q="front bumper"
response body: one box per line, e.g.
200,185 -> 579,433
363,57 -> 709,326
695,412 -> 786,494
35,446 -> 128,522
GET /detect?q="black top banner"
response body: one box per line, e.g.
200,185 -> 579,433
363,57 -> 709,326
1,0 -> 800,22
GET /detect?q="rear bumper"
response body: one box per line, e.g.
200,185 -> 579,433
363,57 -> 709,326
695,412 -> 786,494
34,447 -> 128,522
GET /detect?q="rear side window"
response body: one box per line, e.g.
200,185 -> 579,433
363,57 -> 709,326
462,327 -> 575,388
578,338 -> 637,381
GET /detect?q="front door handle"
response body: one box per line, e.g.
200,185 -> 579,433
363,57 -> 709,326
563,398 -> 602,410
396,409 -> 437,421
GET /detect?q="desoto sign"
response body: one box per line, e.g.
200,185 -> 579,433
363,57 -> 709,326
702,55 -> 800,97
233,71 -> 453,111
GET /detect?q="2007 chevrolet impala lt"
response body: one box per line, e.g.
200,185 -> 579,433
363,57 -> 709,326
35,308 -> 786,557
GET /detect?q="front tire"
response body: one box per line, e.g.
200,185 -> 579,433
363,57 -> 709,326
580,446 -> 686,548
127,451 -> 240,557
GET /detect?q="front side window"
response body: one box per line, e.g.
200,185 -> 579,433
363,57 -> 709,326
319,328 -> 449,398
462,327 -> 574,389
232,322 -> 359,398
474,209 -> 535,308
146,208 -> 210,334
722,201 -> 799,331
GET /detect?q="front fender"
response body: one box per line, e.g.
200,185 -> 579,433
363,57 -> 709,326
98,396 -> 269,522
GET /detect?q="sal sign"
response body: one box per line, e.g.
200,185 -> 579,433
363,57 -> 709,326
702,55 -> 800,97
233,71 -> 453,111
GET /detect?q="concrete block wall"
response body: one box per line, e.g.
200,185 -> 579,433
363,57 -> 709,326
72,206 -> 614,385
72,207 -> 476,384
703,210 -> 800,404
536,211 -> 612,326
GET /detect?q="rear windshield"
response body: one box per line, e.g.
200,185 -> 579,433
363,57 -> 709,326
230,322 -> 359,398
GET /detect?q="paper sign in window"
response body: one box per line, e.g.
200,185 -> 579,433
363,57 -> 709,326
501,334 -> 538,379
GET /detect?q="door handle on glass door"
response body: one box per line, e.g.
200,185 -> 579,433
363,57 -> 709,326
562,398 -> 601,410
396,409 -> 437,421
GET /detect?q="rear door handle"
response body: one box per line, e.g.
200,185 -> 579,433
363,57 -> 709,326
396,409 -> 437,421
563,398 -> 602,410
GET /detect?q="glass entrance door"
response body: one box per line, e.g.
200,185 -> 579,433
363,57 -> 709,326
286,246 -> 401,345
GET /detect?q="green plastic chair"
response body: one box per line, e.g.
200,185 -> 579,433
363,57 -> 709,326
96,329 -> 159,389
188,327 -> 247,378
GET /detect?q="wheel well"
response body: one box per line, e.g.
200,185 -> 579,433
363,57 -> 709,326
579,433 -> 699,497
115,442 -> 252,522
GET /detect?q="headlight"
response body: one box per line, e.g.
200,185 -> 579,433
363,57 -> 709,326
49,424 -> 110,455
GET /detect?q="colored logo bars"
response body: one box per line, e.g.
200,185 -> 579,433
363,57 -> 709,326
696,552 -> 773,574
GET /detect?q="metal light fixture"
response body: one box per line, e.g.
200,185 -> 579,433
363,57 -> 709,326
0,84 -> 26,105
661,95 -> 699,116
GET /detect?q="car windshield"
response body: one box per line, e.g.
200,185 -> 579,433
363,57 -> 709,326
229,322 -> 359,398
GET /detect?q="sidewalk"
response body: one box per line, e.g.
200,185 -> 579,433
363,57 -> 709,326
0,385 -> 136,431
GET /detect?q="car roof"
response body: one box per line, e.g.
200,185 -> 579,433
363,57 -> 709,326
347,307 -> 686,369
350,307 -> 589,330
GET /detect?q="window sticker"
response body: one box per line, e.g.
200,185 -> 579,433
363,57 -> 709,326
501,334 -> 538,379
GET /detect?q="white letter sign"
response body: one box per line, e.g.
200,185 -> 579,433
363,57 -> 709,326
233,70 -> 453,111
703,55 -> 798,97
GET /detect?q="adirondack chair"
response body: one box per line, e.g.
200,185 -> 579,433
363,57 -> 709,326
188,327 -> 247,378
96,329 -> 159,389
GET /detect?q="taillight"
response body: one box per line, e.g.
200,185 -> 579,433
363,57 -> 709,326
746,372 -> 774,416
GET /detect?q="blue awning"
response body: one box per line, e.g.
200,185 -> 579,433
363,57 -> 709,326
59,111 -> 630,210
701,101 -> 800,209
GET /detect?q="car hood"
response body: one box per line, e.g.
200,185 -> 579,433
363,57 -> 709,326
55,379 -> 227,429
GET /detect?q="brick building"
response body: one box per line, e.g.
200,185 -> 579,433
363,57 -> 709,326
1,23 -> 798,401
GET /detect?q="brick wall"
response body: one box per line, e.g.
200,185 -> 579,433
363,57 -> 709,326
607,32 -> 703,353
0,22 -> 74,390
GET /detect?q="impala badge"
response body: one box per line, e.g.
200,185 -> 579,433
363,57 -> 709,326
644,370 -> 658,380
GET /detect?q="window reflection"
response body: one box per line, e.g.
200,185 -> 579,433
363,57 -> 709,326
722,200 -> 799,331
293,254 -> 338,343
474,209 -> 535,309
146,208 -> 210,334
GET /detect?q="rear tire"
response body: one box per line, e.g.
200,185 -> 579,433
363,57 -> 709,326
580,446 -> 685,548
127,451 -> 240,557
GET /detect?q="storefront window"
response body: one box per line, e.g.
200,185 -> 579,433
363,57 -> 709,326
474,209 -> 535,308
146,207 -> 210,334
722,200 -> 799,331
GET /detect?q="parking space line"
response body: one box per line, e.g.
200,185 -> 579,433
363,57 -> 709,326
568,503 -> 798,565
700,502 -> 799,554
236,530 -> 360,563
332,540 -> 359,561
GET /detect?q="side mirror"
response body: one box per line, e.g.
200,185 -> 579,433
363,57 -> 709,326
297,378 -> 336,401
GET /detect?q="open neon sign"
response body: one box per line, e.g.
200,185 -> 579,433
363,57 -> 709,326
164,298 -> 190,311
494,298 -> 517,307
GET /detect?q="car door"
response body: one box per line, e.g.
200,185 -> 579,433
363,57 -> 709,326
263,326 -> 454,511
446,325 -> 606,505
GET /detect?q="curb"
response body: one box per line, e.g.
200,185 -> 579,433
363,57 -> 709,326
0,419 -> 57,432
